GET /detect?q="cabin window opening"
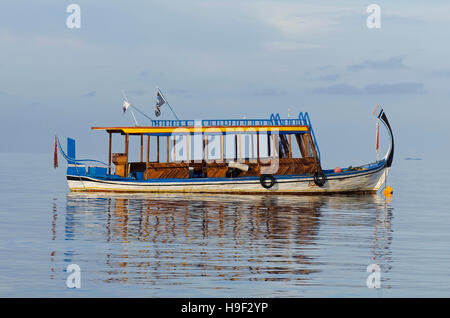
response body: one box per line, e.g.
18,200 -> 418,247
251,134 -> 257,161
294,133 -> 315,158
258,133 -> 270,159
145,135 -> 155,162
240,133 -> 254,162
272,134 -> 280,158
166,136 -> 170,163
290,133 -> 302,159
172,134 -> 188,162
304,134 -> 315,158
240,130 -> 257,162
191,133 -> 203,163
279,134 -> 290,158
224,133 -> 237,161
157,135 -> 169,163
110,133 -> 123,161
205,134 -> 221,162
265,133 -> 279,158
126,135 -> 140,163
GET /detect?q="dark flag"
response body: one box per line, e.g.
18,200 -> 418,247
53,135 -> 58,169
155,91 -> 165,117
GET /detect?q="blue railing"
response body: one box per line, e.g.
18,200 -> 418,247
151,119 -> 195,127
149,116 -> 303,127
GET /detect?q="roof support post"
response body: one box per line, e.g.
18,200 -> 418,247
166,136 -> 170,163
205,135 -> 208,161
234,135 -> 238,161
173,136 -> 176,162
146,135 -> 150,163
256,132 -> 260,162
157,136 -> 160,163
186,135 -> 190,162
238,134 -> 242,162
124,133 -> 129,177
108,132 -> 112,174
251,133 -> 254,160
140,133 -> 143,162
220,135 -> 224,162
288,134 -> 292,158
272,133 -> 277,161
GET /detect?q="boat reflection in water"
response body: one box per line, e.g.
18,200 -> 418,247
62,193 -> 393,292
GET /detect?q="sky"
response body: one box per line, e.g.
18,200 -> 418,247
1,0 -> 449,168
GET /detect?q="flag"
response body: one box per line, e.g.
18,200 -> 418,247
376,118 -> 380,151
372,104 -> 380,116
155,91 -> 165,117
123,99 -> 130,113
53,135 -> 58,169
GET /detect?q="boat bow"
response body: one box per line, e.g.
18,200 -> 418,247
377,109 -> 394,167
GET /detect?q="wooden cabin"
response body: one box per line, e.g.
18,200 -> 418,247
91,116 -> 322,180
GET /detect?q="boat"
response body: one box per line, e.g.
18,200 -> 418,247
57,109 -> 394,194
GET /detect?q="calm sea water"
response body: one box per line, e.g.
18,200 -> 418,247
0,153 -> 449,297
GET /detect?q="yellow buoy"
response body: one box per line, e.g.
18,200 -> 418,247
383,185 -> 393,196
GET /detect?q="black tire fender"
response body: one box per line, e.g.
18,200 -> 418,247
260,174 -> 276,189
313,171 -> 326,187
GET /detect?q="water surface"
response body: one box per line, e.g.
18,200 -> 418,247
0,153 -> 449,297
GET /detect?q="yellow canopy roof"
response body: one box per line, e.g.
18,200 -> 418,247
91,125 -> 310,135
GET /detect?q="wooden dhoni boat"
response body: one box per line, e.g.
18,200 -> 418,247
58,109 -> 394,194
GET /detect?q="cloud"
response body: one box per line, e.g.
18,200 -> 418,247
81,91 -> 96,98
347,56 -> 407,72
316,74 -> 339,82
310,83 -> 361,95
317,65 -> 334,71
139,69 -> 165,82
310,82 -> 424,95
252,87 -> 286,97
0,30 -> 16,44
128,90 -> 146,96
264,41 -> 324,50
168,88 -> 192,97
246,2 -> 350,37
382,14 -> 427,25
265,14 -> 335,37
33,35 -> 83,48
364,82 -> 424,94
432,70 -> 450,77
140,69 -> 152,78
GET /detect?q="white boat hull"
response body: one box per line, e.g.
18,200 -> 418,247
67,165 -> 389,194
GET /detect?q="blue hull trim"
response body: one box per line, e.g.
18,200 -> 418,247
67,160 -> 386,184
